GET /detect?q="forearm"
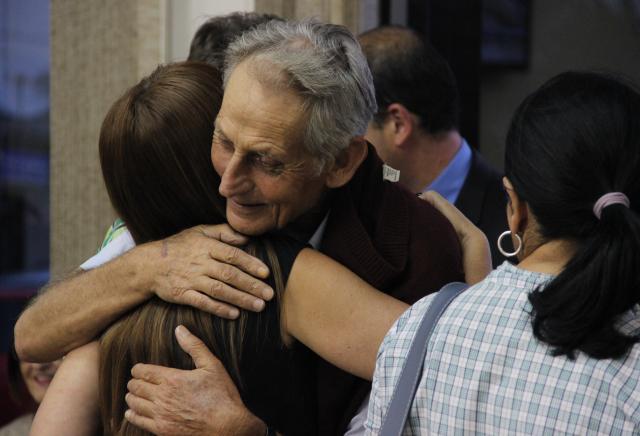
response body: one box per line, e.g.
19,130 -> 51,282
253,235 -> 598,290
31,342 -> 101,436
420,191 -> 492,284
15,243 -> 158,362
283,249 -> 408,381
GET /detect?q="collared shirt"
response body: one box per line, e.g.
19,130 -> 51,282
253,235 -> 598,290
366,262 -> 640,435
424,138 -> 472,203
308,213 -> 328,249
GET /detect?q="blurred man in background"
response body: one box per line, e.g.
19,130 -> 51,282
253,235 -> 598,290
360,26 -> 508,266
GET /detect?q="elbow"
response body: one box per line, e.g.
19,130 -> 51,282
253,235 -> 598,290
13,318 -> 32,361
14,313 -> 46,362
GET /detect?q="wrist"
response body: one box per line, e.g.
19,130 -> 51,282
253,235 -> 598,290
226,409 -> 266,436
120,241 -> 160,299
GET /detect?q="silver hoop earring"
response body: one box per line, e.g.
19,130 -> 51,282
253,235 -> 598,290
497,230 -> 522,257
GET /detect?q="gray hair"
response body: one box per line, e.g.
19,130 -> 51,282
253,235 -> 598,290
223,19 -> 377,172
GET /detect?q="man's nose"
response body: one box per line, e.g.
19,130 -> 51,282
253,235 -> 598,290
219,154 -> 251,198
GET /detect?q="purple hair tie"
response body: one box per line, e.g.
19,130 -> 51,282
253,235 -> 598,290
593,192 -> 630,219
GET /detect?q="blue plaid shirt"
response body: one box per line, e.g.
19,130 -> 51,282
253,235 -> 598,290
366,262 -> 640,435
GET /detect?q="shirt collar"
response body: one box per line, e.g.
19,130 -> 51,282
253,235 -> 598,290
424,138 -> 473,203
308,212 -> 329,249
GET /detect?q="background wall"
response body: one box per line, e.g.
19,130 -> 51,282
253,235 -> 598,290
166,0 -> 255,61
255,0 -> 371,33
50,0 -> 165,277
479,0 -> 640,169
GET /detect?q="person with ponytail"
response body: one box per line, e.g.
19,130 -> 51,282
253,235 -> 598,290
367,71 -> 640,434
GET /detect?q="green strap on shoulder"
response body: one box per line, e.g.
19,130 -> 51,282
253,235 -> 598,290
100,218 -> 128,250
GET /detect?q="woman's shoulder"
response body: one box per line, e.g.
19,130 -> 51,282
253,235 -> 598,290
377,264 -> 553,361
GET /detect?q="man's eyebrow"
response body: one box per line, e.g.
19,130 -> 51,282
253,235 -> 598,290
213,122 -> 230,141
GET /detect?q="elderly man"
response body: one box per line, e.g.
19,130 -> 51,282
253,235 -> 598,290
16,20 -> 462,435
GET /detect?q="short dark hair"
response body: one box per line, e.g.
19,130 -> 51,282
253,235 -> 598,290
358,25 -> 459,134
187,12 -> 284,70
506,71 -> 640,360
99,62 -> 226,244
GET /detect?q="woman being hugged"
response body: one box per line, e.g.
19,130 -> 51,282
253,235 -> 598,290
367,71 -> 640,434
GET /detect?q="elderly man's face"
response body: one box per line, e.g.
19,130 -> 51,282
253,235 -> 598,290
211,61 -> 329,236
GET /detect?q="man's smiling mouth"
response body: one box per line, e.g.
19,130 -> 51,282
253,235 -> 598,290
229,199 -> 266,209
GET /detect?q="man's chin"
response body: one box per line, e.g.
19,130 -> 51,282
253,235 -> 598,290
226,217 -> 273,236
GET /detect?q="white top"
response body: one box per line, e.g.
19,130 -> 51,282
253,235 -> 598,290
79,229 -> 135,270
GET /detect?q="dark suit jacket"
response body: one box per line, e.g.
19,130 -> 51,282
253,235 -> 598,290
454,150 -> 509,267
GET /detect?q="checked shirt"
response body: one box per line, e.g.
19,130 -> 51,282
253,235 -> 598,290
366,262 -> 640,435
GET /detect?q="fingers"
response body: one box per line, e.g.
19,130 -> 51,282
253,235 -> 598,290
124,409 -> 158,434
420,191 -> 469,224
131,363 -> 167,385
125,392 -> 155,418
180,289 -> 241,319
419,191 -> 476,239
191,274 -> 269,311
201,253 -> 273,300
198,224 -> 248,246
208,239 -> 270,280
175,325 -> 217,369
127,378 -> 159,400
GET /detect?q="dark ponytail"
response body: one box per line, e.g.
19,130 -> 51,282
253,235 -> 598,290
505,71 -> 640,359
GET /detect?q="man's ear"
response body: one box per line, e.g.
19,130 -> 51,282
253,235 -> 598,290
325,137 -> 368,188
386,103 -> 415,148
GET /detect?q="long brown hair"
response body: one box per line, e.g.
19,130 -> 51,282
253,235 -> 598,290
99,61 -> 226,244
97,63 -> 290,436
99,240 -> 286,436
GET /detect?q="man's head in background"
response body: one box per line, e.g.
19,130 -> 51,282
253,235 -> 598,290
188,12 -> 284,69
359,26 -> 461,192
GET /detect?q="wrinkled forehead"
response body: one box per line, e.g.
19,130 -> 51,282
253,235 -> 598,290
217,62 -> 309,155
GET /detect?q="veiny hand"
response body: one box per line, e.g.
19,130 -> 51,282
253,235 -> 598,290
125,325 -> 265,436
420,191 -> 492,284
148,224 -> 274,319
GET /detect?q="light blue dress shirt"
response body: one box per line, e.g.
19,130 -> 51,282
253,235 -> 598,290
424,138 -> 472,203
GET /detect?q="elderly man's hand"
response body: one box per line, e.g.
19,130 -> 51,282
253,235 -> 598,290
125,326 -> 266,436
146,224 -> 274,319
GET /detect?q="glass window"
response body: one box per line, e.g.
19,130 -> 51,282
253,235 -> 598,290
0,0 -> 50,302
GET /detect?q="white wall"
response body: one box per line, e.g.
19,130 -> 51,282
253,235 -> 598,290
166,0 -> 255,62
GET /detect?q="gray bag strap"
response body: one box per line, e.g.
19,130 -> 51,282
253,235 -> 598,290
379,282 -> 468,436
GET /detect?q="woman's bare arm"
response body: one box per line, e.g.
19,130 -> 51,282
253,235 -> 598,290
30,342 -> 100,436
420,190 -> 492,284
282,193 -> 491,380
282,249 -> 409,380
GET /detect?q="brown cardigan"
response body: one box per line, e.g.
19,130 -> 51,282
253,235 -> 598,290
316,144 -> 464,435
